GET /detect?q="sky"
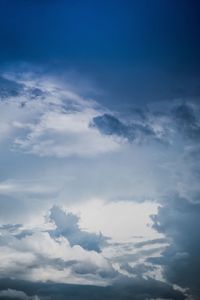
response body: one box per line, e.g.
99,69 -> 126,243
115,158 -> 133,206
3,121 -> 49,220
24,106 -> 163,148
0,1 -> 200,300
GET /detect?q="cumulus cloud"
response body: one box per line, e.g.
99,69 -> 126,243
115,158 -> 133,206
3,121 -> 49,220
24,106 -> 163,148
1,70 -> 200,299
0,206 -> 115,286
138,102 -> 200,299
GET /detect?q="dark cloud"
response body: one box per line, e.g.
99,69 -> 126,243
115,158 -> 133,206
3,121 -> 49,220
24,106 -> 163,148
29,88 -> 44,99
49,206 -> 108,252
0,278 -> 185,300
113,276 -> 186,300
91,113 -> 157,142
1,71 -> 200,299
151,196 -> 200,298
0,76 -> 23,99
91,114 -> 132,139
71,260 -> 117,279
92,103 -> 200,149
0,74 -> 45,106
120,262 -> 155,276
0,288 -> 39,299
173,103 -> 200,141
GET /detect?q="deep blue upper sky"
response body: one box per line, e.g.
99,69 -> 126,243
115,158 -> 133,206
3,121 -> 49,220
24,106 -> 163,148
0,0 -> 200,106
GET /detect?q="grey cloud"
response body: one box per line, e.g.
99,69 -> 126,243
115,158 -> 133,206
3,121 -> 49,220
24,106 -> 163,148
0,288 -> 39,299
91,113 -> 156,142
0,74 -> 45,103
0,224 -> 22,233
91,114 -> 133,139
0,223 -> 33,240
173,103 -> 200,141
92,102 -> 200,147
0,278 -> 185,300
0,223 -> 115,284
0,75 -> 120,158
120,262 -> 155,276
112,276 -> 186,300
1,71 -> 200,299
91,112 -> 169,144
134,238 -> 168,249
0,76 -> 24,99
29,88 -> 45,99
151,196 -> 200,299
49,206 -> 108,252
112,246 -> 165,265
0,219 -> 174,298
71,260 -> 117,279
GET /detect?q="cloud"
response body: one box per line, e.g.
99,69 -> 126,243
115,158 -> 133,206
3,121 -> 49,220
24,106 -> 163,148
120,262 -> 155,276
91,113 -> 158,143
0,72 -> 200,161
49,206 -> 107,252
0,179 -> 60,197
91,114 -> 133,139
151,195 -> 200,299
0,288 -> 39,299
0,76 -> 24,99
0,206 -> 115,286
148,102 -> 200,299
112,276 -> 186,300
0,278 -> 185,300
14,109 -> 120,157
134,238 -> 168,249
90,108 -> 174,145
1,70 -> 200,299
91,102 -> 200,150
0,73 -> 121,158
172,103 -> 200,141
0,204 -> 171,293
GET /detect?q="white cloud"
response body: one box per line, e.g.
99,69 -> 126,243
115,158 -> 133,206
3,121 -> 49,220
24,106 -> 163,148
0,179 -> 61,196
0,73 -> 121,158
0,71 -> 199,297
0,207 -> 116,286
14,109 -> 120,157
70,199 -> 161,241
0,203 -> 165,286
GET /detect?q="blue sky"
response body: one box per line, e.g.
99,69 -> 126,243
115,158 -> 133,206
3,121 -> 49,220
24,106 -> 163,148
0,1 -> 200,300
1,0 -> 200,106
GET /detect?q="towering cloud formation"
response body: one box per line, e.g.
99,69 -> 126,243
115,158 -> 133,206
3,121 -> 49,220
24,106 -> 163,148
0,72 -> 200,299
